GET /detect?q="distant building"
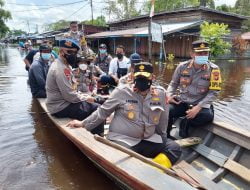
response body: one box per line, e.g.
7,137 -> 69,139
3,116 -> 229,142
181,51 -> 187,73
87,7 -> 248,58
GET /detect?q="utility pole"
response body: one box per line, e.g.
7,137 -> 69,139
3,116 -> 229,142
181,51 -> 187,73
27,20 -> 30,35
90,0 -> 93,24
36,24 -> 39,33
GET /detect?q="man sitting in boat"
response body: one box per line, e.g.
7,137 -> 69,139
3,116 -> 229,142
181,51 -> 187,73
45,39 -> 104,135
28,44 -> 52,98
166,40 -> 222,139
67,62 -> 182,168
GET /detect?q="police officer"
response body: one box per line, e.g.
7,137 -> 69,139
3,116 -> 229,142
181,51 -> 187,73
67,62 -> 181,167
166,40 -> 222,138
45,39 -> 103,135
64,21 -> 94,57
29,44 -> 52,98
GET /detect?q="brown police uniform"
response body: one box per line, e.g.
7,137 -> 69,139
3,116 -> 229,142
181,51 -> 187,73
45,39 -> 103,135
166,40 -> 222,138
82,62 -> 181,163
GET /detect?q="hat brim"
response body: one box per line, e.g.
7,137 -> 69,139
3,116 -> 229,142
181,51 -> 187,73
134,72 -> 152,78
194,48 -> 210,52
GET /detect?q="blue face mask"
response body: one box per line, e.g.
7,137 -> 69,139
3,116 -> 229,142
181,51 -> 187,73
99,49 -> 107,54
41,53 -> 51,61
194,56 -> 209,65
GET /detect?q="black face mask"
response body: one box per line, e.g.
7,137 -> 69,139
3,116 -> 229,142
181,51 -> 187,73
65,54 -> 77,68
134,77 -> 152,92
116,53 -> 123,60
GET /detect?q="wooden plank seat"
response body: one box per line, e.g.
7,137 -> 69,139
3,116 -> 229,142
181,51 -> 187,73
192,144 -> 250,183
173,160 -> 223,190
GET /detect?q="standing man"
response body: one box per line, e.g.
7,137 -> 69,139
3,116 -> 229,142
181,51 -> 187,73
119,52 -> 142,85
67,62 -> 181,168
45,39 -> 103,135
108,45 -> 130,84
64,21 -> 93,57
28,44 -> 52,98
166,40 -> 222,138
94,43 -> 112,76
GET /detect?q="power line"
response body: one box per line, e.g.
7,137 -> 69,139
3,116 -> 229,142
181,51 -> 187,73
63,2 -> 90,20
10,1 -> 85,13
6,1 -> 85,7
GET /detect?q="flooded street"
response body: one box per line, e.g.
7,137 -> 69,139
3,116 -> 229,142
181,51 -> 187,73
0,47 -> 250,189
0,47 -> 119,190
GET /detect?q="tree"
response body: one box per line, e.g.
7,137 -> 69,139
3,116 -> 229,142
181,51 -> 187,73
83,16 -> 107,26
104,0 -> 141,20
9,29 -> 27,36
143,0 -> 215,14
44,20 -> 71,31
216,4 -> 235,12
200,21 -> 231,57
235,0 -> 250,15
0,0 -> 11,38
234,0 -> 250,31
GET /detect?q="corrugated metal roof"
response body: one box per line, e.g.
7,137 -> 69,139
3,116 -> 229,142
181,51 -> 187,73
108,7 -> 248,25
87,21 -> 202,38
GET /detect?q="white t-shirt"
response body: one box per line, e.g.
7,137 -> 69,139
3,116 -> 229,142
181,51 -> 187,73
108,56 -> 130,76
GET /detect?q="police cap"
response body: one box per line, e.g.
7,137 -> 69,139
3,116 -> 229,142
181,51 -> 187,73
130,53 -> 142,64
39,44 -> 51,52
59,39 -> 80,51
99,43 -> 107,49
192,40 -> 210,52
134,62 -> 153,78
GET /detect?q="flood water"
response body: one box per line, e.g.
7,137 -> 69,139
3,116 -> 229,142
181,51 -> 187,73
0,47 -> 250,189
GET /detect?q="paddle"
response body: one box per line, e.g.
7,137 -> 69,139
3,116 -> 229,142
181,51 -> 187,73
94,135 -> 205,189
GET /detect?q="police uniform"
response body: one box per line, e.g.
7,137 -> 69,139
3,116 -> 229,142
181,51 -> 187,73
82,62 -> 181,164
166,40 -> 222,138
64,31 -> 94,57
45,39 -> 103,135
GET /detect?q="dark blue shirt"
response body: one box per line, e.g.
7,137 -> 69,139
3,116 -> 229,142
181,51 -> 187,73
28,58 -> 49,98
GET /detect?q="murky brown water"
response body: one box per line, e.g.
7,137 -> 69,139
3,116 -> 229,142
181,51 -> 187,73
0,47 -> 119,190
0,47 -> 249,189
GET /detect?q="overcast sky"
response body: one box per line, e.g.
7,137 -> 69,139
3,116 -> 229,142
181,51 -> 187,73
4,0 -> 237,33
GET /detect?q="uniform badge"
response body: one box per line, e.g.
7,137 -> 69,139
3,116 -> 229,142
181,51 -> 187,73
65,40 -> 72,47
152,97 -> 160,101
209,69 -> 222,90
200,43 -> 205,48
182,70 -> 189,75
153,116 -> 159,124
127,111 -> 135,120
64,68 -> 71,80
127,104 -> 134,110
139,65 -> 145,71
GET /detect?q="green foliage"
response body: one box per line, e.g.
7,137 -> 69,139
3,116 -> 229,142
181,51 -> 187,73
143,0 -> 215,13
0,0 -> 12,38
44,20 -> 71,31
53,47 -> 59,55
104,0 -> 141,20
216,4 -> 235,12
9,29 -> 27,36
82,16 -> 107,27
200,21 -> 231,57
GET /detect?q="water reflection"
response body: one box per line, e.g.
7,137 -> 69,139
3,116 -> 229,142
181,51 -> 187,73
31,100 -> 119,190
1,47 -> 250,189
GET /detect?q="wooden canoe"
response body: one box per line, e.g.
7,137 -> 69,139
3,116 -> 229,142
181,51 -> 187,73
36,98 -> 250,190
36,98 -> 195,190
